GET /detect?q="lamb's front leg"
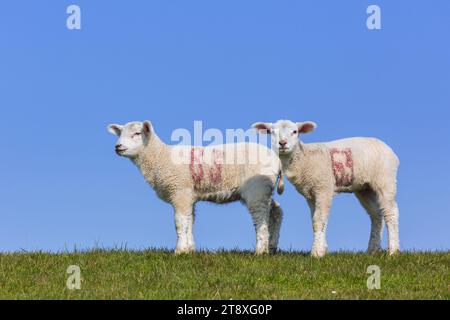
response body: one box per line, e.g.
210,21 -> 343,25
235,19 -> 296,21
308,194 -> 333,258
172,194 -> 195,254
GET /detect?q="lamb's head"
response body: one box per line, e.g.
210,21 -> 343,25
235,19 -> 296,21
107,120 -> 153,159
252,119 -> 317,155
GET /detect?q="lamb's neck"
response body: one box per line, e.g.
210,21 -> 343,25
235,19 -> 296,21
280,141 -> 308,171
132,135 -> 169,186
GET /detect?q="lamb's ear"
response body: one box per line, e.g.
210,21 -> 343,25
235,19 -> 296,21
107,124 -> 123,136
251,122 -> 273,134
297,121 -> 317,134
142,120 -> 153,137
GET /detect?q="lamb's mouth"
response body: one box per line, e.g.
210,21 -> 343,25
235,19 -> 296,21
115,148 -> 127,155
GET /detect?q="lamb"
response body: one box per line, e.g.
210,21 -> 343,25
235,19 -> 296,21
252,120 -> 400,257
107,120 -> 284,254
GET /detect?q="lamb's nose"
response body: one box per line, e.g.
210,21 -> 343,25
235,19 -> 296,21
279,140 -> 287,147
115,144 -> 123,151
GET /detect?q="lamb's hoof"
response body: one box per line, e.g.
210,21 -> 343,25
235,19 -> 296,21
269,247 -> 278,254
388,248 -> 400,256
311,247 -> 327,258
255,249 -> 269,255
175,247 -> 195,255
367,247 -> 382,254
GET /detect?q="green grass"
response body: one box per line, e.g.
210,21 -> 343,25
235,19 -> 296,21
0,250 -> 448,299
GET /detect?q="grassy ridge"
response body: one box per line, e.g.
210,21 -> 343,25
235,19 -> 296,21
0,250 -> 448,299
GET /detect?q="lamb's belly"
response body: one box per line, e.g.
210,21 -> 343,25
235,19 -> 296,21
334,174 -> 369,193
196,188 -> 240,204
191,169 -> 241,203
334,185 -> 356,194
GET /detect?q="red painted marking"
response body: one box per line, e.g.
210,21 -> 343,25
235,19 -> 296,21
330,148 -> 354,187
209,149 -> 224,185
190,148 -> 204,184
190,148 -> 224,185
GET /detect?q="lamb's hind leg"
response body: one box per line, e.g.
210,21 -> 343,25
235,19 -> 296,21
355,188 -> 384,253
375,190 -> 400,255
242,194 -> 271,255
369,171 -> 400,255
268,200 -> 283,253
241,176 -> 275,255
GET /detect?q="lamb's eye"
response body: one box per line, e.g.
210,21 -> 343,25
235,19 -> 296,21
133,132 -> 142,137
293,130 -> 298,134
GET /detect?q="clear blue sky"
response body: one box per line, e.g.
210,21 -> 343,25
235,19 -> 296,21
1,1 -> 449,252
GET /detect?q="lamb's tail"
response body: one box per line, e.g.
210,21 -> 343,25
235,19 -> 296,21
276,169 -> 284,195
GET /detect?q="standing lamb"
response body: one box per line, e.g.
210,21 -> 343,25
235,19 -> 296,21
108,120 -> 284,254
252,120 -> 400,257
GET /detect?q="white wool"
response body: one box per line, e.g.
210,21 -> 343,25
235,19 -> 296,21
253,119 -> 400,257
108,120 -> 284,254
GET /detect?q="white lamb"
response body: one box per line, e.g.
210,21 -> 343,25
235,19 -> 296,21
108,120 -> 284,254
252,120 -> 400,257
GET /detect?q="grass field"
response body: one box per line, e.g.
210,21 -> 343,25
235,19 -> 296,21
0,250 -> 448,299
